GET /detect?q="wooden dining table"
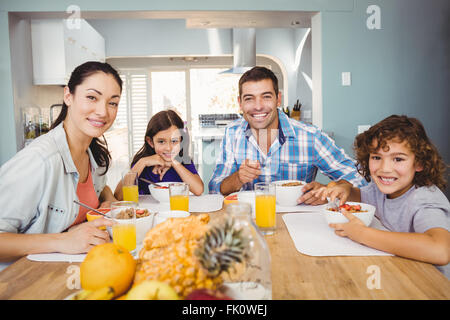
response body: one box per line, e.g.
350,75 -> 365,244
0,209 -> 449,300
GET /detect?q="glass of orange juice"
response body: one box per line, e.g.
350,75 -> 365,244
254,182 -> 276,235
169,182 -> 189,212
122,171 -> 139,203
110,201 -> 137,255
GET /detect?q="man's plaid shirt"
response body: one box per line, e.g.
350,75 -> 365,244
208,109 -> 366,193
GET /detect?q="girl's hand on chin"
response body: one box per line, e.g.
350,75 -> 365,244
152,164 -> 170,180
145,154 -> 166,167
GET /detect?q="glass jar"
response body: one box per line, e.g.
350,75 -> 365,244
216,202 -> 272,300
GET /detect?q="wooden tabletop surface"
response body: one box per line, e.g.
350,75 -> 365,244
0,212 -> 449,300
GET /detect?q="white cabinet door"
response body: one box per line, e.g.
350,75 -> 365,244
31,19 -> 66,85
31,19 -> 105,85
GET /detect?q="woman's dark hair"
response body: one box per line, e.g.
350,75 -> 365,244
238,66 -> 279,97
131,109 -> 191,168
50,61 -> 123,175
354,114 -> 447,191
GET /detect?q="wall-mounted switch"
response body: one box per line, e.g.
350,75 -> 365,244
303,110 -> 312,119
358,125 -> 371,134
342,72 -> 351,86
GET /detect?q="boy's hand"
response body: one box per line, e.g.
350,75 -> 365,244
329,210 -> 366,242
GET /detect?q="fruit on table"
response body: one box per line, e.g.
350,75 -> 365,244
135,214 -> 249,298
186,288 -> 233,300
72,286 -> 115,300
80,243 -> 136,298
126,280 -> 180,300
328,204 -> 365,213
223,194 -> 238,206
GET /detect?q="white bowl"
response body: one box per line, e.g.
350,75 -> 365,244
136,212 -> 154,244
274,180 -> 305,206
148,182 -> 172,203
237,191 -> 256,218
153,210 -> 190,227
323,201 -> 376,227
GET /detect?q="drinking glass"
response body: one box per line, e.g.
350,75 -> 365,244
254,182 -> 276,235
169,182 -> 189,212
122,171 -> 139,203
110,201 -> 137,254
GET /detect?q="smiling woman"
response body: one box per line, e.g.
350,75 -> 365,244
0,61 -> 123,266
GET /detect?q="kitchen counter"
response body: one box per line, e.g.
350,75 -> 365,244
193,127 -> 226,141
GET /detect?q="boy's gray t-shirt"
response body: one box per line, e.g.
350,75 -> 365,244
361,182 -> 450,279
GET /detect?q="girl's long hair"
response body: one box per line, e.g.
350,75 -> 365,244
131,109 -> 191,168
354,115 -> 447,191
50,61 -> 123,175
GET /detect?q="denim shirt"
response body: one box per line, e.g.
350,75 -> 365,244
0,122 -> 107,234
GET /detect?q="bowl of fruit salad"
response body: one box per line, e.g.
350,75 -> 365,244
148,182 -> 171,203
323,202 -> 376,227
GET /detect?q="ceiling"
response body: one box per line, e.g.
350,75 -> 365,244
14,10 -> 315,28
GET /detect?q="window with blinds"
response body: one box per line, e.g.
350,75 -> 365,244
129,73 -> 150,155
113,71 -> 150,159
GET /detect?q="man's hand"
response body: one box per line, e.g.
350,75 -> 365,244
237,159 -> 261,185
219,159 -> 261,196
298,181 -> 328,205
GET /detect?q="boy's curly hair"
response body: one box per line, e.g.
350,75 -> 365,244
354,115 -> 447,191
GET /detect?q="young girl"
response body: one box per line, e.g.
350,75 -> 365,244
114,110 -> 203,198
0,61 -> 122,266
314,115 -> 449,278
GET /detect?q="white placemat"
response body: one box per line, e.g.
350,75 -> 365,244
27,253 -> 86,263
139,194 -> 224,213
27,244 -> 143,262
276,203 -> 327,213
282,212 -> 393,256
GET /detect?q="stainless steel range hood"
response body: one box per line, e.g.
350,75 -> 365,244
221,28 -> 256,74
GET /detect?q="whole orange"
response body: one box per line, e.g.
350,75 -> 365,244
80,243 -> 136,297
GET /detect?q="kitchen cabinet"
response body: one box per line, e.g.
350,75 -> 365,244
31,19 -> 105,85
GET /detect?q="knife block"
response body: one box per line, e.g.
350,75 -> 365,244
290,110 -> 301,121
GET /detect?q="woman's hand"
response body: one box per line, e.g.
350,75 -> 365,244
329,210 -> 367,242
98,201 -> 112,208
60,218 -> 113,254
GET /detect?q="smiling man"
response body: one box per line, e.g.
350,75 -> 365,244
208,66 -> 365,204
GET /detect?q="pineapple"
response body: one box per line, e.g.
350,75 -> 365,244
135,214 -> 249,298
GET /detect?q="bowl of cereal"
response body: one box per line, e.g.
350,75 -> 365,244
274,180 -> 306,206
323,202 -> 375,227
